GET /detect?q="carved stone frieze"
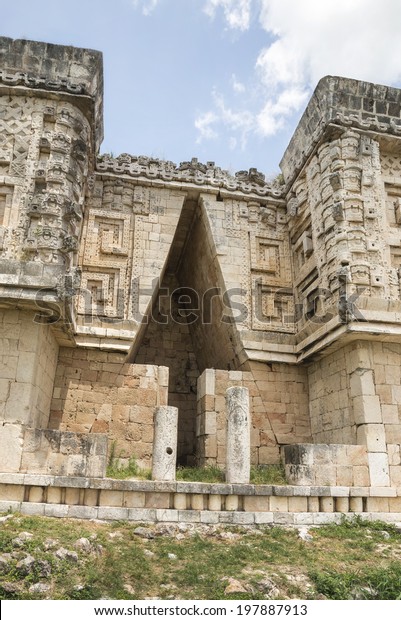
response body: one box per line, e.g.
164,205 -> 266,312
0,69 -> 88,94
96,155 -> 283,198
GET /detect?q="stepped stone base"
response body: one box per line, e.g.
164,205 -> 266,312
0,474 -> 400,525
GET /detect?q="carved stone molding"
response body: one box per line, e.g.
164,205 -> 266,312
96,155 -> 283,198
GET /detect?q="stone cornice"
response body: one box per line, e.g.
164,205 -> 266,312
0,69 -> 87,95
96,154 -> 284,199
280,75 -> 401,189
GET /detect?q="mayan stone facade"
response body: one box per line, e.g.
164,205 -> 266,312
1,37 -> 401,501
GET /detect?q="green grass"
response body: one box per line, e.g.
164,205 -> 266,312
250,464 -> 287,485
107,454 -> 287,484
106,458 -> 151,480
310,563 -> 401,599
175,464 -> 287,484
1,513 -> 400,600
106,443 -> 151,480
176,465 -> 225,483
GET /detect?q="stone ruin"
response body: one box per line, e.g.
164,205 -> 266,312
0,36 -> 401,524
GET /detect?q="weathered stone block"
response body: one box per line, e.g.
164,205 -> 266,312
224,495 -> 239,511
349,497 -> 363,512
98,507 -> 129,520
191,494 -> 205,510
99,490 -> 123,507
208,494 -> 222,511
353,395 -> 382,424
145,492 -> 170,509
270,496 -> 288,512
357,425 -> 386,452
288,496 -> 308,512
350,369 -> 376,397
173,493 -> 187,510
65,488 -> 80,505
45,504 -> 69,518
47,487 -> 62,504
320,497 -> 334,512
0,424 -> 23,472
368,453 -> 390,486
200,511 -> 219,524
0,483 -> 24,501
366,497 -> 389,512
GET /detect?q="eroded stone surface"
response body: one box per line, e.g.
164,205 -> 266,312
226,387 -> 250,484
152,406 -> 179,481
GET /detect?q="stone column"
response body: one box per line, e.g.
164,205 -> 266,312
225,387 -> 250,483
152,406 -> 178,481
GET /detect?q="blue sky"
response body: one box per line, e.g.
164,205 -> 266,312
3,0 -> 401,178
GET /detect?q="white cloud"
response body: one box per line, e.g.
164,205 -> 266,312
256,86 -> 309,136
195,89 -> 255,148
214,91 -> 253,133
197,0 -> 401,156
231,73 -> 245,93
203,0 -> 252,31
195,111 -> 219,142
258,0 -> 401,88
132,0 -> 160,16
195,90 -> 254,149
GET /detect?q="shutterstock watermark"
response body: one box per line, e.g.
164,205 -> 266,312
32,277 -> 367,327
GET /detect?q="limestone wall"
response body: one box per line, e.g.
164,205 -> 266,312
0,37 -> 103,147
0,425 -> 107,476
284,444 -> 370,487
197,363 -> 311,466
308,340 -> 401,487
0,309 -> 58,428
308,345 -> 355,444
197,193 -> 294,366
178,202 -> 245,372
76,178 -> 185,351
281,75 -> 401,184
49,348 -> 168,468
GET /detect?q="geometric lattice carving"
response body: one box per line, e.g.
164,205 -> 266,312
79,208 -> 132,319
78,269 -> 123,318
252,279 -> 295,332
251,237 -> 280,275
0,186 -> 13,251
249,226 -> 292,290
384,184 -> 401,228
96,217 -> 129,256
0,98 -> 33,177
83,209 -> 131,263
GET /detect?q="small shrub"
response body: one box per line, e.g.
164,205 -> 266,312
106,442 -> 151,480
